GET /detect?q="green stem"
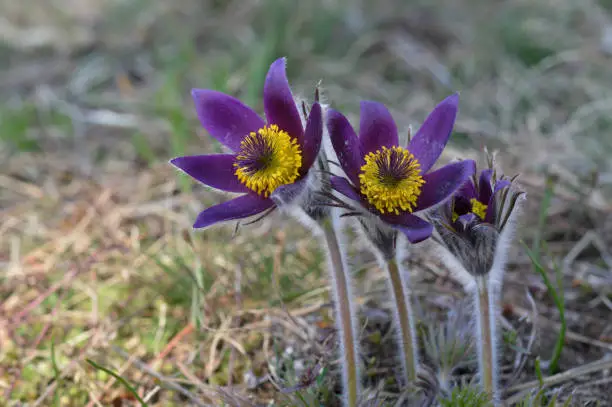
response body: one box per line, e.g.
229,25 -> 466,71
321,218 -> 359,407
386,257 -> 418,382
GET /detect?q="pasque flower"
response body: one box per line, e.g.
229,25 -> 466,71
326,94 -> 475,388
452,169 -> 510,224
430,156 -> 524,403
170,58 -> 322,228
327,94 -> 475,244
434,161 -> 522,277
171,61 -> 360,406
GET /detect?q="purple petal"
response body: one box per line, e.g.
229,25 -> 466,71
415,159 -> 476,211
452,164 -> 477,215
330,176 -> 364,204
170,154 -> 249,193
458,212 -> 478,224
300,102 -> 323,174
192,89 -> 264,152
408,93 -> 459,173
478,169 -> 494,204
494,179 -> 511,193
263,58 -> 304,143
458,177 -> 478,201
383,213 -> 433,244
270,176 -> 308,207
359,101 -> 399,155
327,109 -> 364,186
193,194 -> 274,229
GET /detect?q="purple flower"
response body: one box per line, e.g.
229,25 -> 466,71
449,168 -> 512,230
327,94 -> 475,243
433,161 -> 524,276
170,58 -> 323,229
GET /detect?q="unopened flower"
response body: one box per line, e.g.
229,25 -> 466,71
327,94 -> 475,246
430,156 -> 525,402
170,58 -> 323,228
432,159 -> 523,277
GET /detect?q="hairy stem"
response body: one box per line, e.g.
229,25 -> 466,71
321,217 -> 359,406
386,257 -> 419,383
473,276 -> 497,401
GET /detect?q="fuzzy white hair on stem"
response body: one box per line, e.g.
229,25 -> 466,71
351,212 -> 424,385
283,204 -> 362,406
352,215 -> 390,266
321,207 -> 361,406
387,242 -> 420,385
430,234 -> 476,291
489,194 -> 526,288
270,95 -> 362,404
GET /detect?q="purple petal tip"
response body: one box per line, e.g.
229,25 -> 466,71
442,92 -> 460,107
271,56 -> 287,66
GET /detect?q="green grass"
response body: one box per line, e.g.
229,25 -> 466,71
87,359 -> 149,407
532,175 -> 555,259
526,174 -> 566,374
50,342 -> 61,406
515,388 -> 572,407
0,103 -> 71,152
524,246 -> 567,375
439,384 -> 493,407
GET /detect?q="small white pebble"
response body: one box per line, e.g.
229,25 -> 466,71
293,359 -> 305,374
243,370 -> 258,389
601,25 -> 612,55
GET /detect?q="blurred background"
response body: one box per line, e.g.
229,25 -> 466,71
2,0 -> 612,405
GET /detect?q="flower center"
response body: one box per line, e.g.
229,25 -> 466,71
359,146 -> 425,214
234,125 -> 302,197
469,198 -> 488,220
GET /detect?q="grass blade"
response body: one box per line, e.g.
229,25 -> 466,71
532,174 -> 555,258
86,359 -> 149,407
50,342 -> 61,406
523,245 -> 566,374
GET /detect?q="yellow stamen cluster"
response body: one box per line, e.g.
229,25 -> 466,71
359,146 -> 425,215
470,198 -> 488,220
234,125 -> 302,197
